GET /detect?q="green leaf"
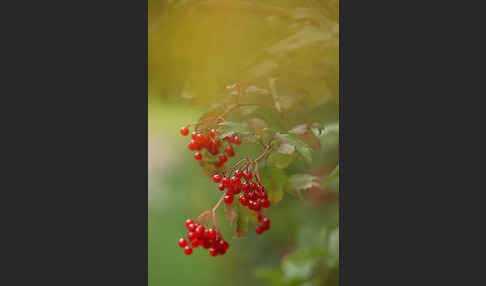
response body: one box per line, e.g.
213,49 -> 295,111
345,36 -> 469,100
233,203 -> 258,238
288,174 -> 320,191
276,141 -> 295,155
246,118 -> 268,140
297,131 -> 321,151
275,133 -> 313,164
260,166 -> 287,205
218,121 -> 253,138
289,124 -> 309,135
268,151 -> 295,169
322,165 -> 339,191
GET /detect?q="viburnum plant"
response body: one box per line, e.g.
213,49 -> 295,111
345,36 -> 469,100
176,83 -> 337,256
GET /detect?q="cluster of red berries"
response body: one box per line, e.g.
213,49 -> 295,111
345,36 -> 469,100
180,126 -> 242,168
256,213 -> 271,234
213,170 -> 271,211
213,170 -> 271,234
178,219 -> 229,256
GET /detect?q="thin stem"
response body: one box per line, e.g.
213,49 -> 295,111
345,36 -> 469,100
255,144 -> 272,162
196,210 -> 212,225
212,194 -> 225,213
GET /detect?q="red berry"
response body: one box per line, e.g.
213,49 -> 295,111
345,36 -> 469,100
213,174 -> 222,183
252,201 -> 261,211
202,134 -> 211,145
219,154 -> 228,163
225,145 -> 235,157
210,129 -> 217,138
207,229 -> 216,240
188,223 -> 197,232
234,170 -> 243,178
185,219 -> 194,229
188,140 -> 200,151
203,239 -> 212,249
178,238 -> 188,248
224,195 -> 234,204
233,136 -> 242,145
243,171 -> 252,181
218,184 -> 225,191
230,176 -> 239,186
209,248 -> 218,256
226,187 -> 233,196
257,213 -> 263,222
222,240 -> 229,250
184,246 -> 193,255
180,127 -> 189,136
195,225 -> 205,237
238,195 -> 249,206
222,177 -> 230,187
194,152 -> 202,160
262,218 -> 270,230
232,185 -> 241,195
191,239 -> 201,248
256,226 -> 264,234
187,232 -> 196,240
195,133 -> 204,143
261,199 -> 270,208
241,182 -> 249,192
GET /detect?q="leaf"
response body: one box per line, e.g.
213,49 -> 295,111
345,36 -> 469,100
288,174 -> 320,191
224,203 -> 238,226
289,124 -> 309,135
275,133 -> 313,164
268,151 -> 295,169
297,132 -> 321,151
260,166 -> 287,205
276,141 -> 296,155
322,165 -> 339,191
235,209 -> 249,238
246,118 -> 268,140
289,124 -> 321,150
218,121 -> 253,138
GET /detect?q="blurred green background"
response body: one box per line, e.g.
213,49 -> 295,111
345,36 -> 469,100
149,1 -> 339,285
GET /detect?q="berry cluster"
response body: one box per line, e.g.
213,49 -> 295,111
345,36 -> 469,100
213,170 -> 271,211
213,169 -> 271,234
180,126 -> 241,168
256,213 -> 271,235
178,219 -> 229,256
